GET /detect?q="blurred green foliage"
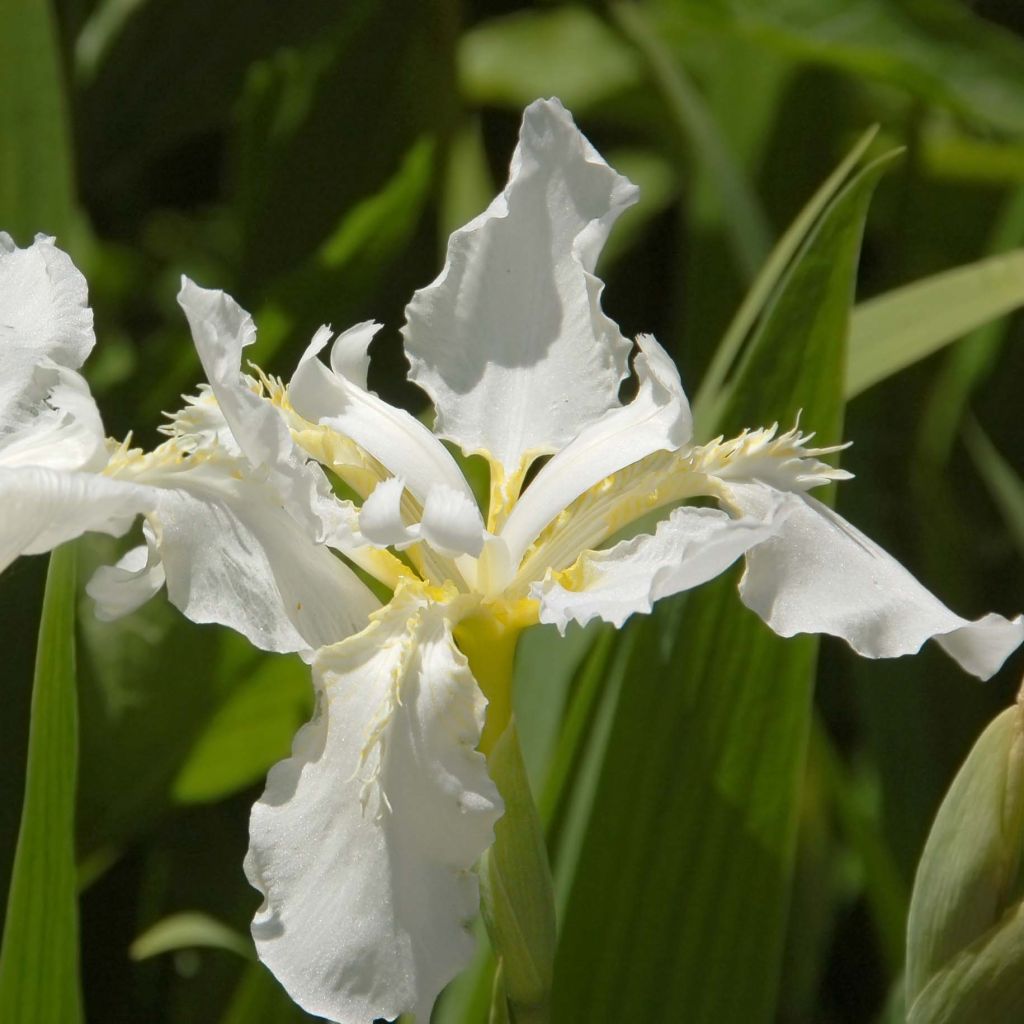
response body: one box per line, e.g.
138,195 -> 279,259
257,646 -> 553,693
2,1 -> 1024,1022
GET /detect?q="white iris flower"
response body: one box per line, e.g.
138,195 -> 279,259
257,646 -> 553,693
2,99 -> 1022,1023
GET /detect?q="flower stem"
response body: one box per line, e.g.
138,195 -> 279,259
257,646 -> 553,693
478,720 -> 556,1024
455,609 -> 556,1023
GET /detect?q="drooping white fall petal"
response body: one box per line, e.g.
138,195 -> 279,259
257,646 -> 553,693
534,500 -> 790,632
100,442 -> 380,659
0,467 -> 155,575
403,98 -> 639,480
729,481 -> 1024,679
245,584 -> 502,1024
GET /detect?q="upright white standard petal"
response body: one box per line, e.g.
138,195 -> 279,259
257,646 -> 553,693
290,324 -> 475,506
0,467 -> 155,574
403,98 -> 639,480
534,501 -> 788,633
500,333 -> 691,565
730,482 -> 1024,680
245,585 -> 501,1024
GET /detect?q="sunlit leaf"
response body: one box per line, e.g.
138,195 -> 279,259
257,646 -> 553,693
552,154 -> 893,1024
0,547 -> 83,1024
846,250 -> 1024,397
0,0 -> 76,241
657,0 -> 1024,136
172,655 -> 310,805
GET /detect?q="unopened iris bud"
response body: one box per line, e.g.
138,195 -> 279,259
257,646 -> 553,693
906,687 -> 1024,1023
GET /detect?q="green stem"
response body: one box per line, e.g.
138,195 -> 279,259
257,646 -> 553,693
456,611 -> 556,1023
479,722 -> 556,1024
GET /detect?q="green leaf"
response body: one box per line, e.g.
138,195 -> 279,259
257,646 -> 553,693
172,654 -> 311,805
551,153 -> 891,1024
692,126 -> 878,434
0,0 -> 76,241
230,0 -> 453,288
610,1 -> 770,281
76,0 -> 347,204
130,911 -> 253,961
916,186 -> 1024,468
458,7 -> 642,114
0,546 -> 83,1024
963,421 -> 1024,560
657,0 -> 1024,136
906,703 -> 1024,1023
846,250 -> 1024,398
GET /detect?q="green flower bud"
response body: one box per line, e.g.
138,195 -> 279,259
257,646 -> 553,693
906,693 -> 1024,1023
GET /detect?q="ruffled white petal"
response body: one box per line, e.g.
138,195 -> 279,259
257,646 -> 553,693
177,279 -> 336,541
731,482 -> 1024,680
0,368 -> 106,471
534,500 -> 788,633
86,523 -> 165,620
0,233 -> 95,431
109,451 -> 379,658
0,466 -> 155,573
403,97 -> 639,477
245,585 -> 501,1024
0,235 -> 107,472
500,333 -> 691,566
290,325 -> 474,507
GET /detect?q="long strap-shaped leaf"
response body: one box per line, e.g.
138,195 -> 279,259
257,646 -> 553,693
0,0 -> 76,239
846,249 -> 1024,398
551,154 -> 895,1024
0,546 -> 84,1023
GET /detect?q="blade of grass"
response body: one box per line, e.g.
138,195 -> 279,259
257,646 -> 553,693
0,546 -> 83,1024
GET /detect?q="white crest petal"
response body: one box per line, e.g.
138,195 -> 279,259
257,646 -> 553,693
403,97 -> 639,476
534,501 -> 786,633
290,325 -> 474,505
359,475 -> 415,550
733,483 -> 1024,679
330,320 -> 378,390
501,333 -> 691,565
420,484 -> 486,558
245,587 -> 501,1024
0,467 -> 155,574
